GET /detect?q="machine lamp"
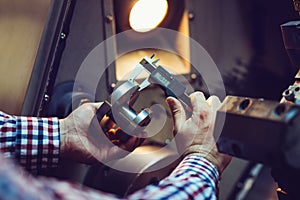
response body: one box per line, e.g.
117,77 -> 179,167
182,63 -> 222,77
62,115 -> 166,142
112,0 -> 190,81
129,0 -> 168,32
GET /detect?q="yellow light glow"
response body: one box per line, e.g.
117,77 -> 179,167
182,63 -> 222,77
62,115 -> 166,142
129,0 -> 168,32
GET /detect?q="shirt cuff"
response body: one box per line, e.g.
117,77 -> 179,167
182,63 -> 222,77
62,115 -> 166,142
15,116 -> 60,170
170,154 -> 220,186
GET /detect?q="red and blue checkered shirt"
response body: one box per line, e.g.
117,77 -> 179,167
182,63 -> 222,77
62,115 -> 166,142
0,111 -> 219,200
0,111 -> 60,170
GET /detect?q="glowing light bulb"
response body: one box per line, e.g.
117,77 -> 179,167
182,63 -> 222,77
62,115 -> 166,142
129,0 -> 168,32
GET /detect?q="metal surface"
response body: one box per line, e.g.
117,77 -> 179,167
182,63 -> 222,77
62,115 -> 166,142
102,0 -> 117,90
96,55 -> 193,140
282,83 -> 300,104
83,145 -> 180,197
96,79 -> 151,138
281,21 -> 300,71
281,70 -> 300,106
292,0 -> 300,15
139,56 -> 192,112
216,96 -> 300,168
22,0 -> 76,116
216,95 -> 300,199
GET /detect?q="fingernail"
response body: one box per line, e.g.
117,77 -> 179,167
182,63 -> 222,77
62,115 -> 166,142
166,98 -> 175,108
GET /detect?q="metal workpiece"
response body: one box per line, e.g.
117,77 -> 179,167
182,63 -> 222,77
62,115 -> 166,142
96,55 -> 192,140
292,0 -> 300,15
139,56 -> 192,113
281,21 -> 300,70
96,81 -> 151,138
281,70 -> 300,105
84,145 -> 181,197
282,84 -> 300,104
110,81 -> 139,105
216,95 -> 300,168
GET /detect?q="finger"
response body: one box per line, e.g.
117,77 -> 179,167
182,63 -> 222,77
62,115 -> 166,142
206,95 -> 221,112
106,129 -> 117,140
189,91 -> 206,115
100,115 -> 116,130
207,96 -> 223,140
119,135 -> 143,152
166,97 -> 186,132
90,102 -> 104,110
75,102 -> 104,120
80,102 -> 103,112
190,92 -> 208,123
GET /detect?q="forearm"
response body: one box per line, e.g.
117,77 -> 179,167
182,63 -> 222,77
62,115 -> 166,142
0,111 -> 60,170
127,154 -> 220,200
0,150 -> 220,200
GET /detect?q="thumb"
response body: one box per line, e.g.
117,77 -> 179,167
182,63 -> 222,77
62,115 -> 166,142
85,102 -> 103,112
166,97 -> 186,133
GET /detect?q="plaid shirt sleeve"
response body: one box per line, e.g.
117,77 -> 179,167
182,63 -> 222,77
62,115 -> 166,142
127,154 -> 219,200
0,153 -> 219,200
0,111 -> 60,170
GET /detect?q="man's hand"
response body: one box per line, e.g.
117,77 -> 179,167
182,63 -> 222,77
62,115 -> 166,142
59,102 -> 144,164
166,91 -> 231,174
